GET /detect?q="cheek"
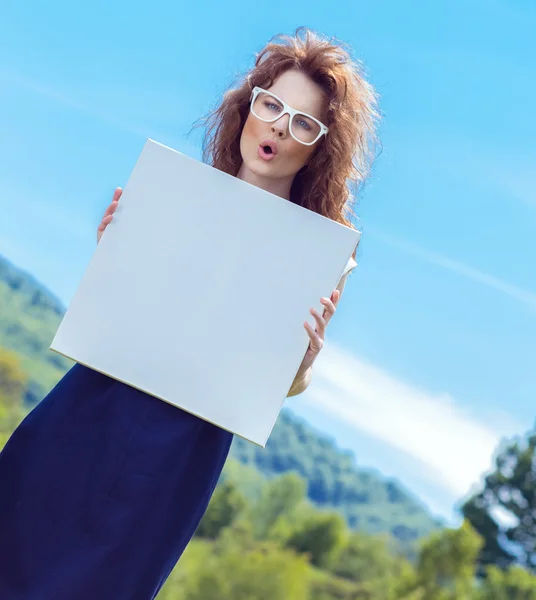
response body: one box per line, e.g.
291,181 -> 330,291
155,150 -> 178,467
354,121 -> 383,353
241,115 -> 264,147
239,118 -> 255,163
285,141 -> 315,168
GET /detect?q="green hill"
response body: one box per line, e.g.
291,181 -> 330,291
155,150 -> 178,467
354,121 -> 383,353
231,414 -> 439,542
0,254 -> 73,404
0,252 -> 439,544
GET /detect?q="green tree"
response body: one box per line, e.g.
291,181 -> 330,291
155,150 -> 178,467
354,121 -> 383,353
285,511 -> 346,568
0,347 -> 27,449
0,347 -> 27,403
161,525 -> 310,600
195,480 -> 248,539
413,520 -> 483,600
479,565 -> 536,599
333,532 -> 397,580
231,409 -> 438,547
330,530 -> 417,598
310,556 -> 418,600
462,428 -> 536,573
250,472 -> 307,539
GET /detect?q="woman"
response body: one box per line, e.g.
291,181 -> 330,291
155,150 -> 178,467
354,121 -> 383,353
0,28 -> 379,600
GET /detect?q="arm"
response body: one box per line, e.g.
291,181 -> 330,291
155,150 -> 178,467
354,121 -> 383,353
287,365 -> 313,397
286,271 -> 351,397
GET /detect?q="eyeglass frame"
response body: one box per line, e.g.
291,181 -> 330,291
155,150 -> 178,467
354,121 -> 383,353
249,86 -> 329,146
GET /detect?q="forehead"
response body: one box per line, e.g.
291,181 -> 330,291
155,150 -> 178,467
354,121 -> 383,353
266,70 -> 326,119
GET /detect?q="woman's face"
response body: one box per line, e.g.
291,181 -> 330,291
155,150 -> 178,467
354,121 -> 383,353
238,69 -> 326,197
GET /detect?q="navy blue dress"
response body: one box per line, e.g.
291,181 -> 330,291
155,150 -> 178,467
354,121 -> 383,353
0,363 -> 233,600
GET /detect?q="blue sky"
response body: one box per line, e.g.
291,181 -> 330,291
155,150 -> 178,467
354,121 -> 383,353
0,0 -> 534,520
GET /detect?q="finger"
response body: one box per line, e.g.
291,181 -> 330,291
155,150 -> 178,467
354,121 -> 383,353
310,308 -> 326,338
331,289 -> 341,306
112,187 -> 122,203
98,214 -> 113,231
102,188 -> 122,218
103,200 -> 119,218
320,296 -> 337,322
304,321 -> 324,352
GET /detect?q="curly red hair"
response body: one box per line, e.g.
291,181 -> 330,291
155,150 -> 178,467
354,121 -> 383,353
200,27 -> 380,232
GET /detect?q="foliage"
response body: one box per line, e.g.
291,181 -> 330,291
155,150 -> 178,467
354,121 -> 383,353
462,427 -> 536,573
479,565 -> 536,599
332,531 -> 413,587
0,254 -> 72,403
285,511 -> 347,568
413,520 -> 483,599
232,410 -> 440,543
160,527 -> 310,600
249,472 -> 308,539
0,346 -> 27,403
162,494 -> 536,600
0,347 -> 27,448
194,480 -> 247,539
188,462 -> 536,599
218,456 -> 266,500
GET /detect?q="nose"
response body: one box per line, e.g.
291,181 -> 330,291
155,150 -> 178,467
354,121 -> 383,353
271,114 -> 289,138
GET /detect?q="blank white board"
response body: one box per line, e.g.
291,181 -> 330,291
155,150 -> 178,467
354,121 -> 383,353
50,139 -> 360,446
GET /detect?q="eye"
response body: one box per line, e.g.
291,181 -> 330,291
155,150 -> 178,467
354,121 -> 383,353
263,101 -> 281,113
295,118 -> 311,131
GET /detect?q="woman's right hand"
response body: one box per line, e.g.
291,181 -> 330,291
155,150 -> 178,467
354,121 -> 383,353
97,187 -> 122,244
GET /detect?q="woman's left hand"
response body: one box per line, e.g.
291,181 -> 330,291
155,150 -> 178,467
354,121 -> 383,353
298,289 -> 341,375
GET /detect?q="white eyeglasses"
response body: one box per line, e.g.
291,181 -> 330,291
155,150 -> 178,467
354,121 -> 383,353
250,86 -> 328,146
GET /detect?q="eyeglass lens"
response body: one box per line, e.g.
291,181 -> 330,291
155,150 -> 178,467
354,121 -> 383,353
252,91 -> 321,144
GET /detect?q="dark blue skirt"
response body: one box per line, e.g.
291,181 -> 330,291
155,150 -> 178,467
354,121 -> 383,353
0,363 -> 233,600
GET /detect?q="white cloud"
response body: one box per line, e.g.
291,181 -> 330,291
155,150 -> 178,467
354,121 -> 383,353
307,344 -> 521,502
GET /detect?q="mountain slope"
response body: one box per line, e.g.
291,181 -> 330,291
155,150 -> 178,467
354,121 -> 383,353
231,412 -> 439,541
0,252 -> 439,543
0,254 -> 73,403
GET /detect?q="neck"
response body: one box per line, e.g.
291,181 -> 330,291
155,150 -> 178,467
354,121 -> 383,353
236,162 -> 294,200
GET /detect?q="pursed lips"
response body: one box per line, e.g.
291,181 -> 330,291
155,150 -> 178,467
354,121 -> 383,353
258,139 -> 279,161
